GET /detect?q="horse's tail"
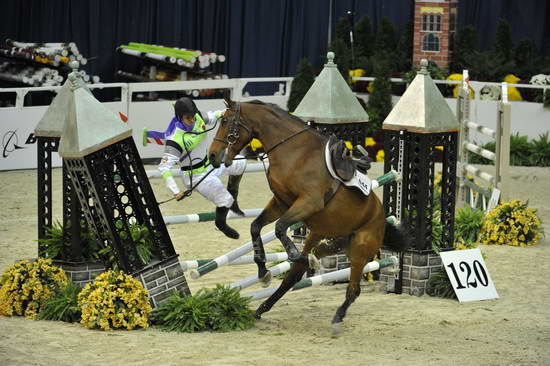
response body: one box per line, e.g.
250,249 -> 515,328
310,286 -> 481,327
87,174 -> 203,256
382,219 -> 412,252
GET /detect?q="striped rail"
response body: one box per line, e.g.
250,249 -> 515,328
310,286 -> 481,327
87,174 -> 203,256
165,208 -> 262,225
241,257 -> 398,300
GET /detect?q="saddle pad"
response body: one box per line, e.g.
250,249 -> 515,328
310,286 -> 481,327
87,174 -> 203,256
324,141 -> 371,196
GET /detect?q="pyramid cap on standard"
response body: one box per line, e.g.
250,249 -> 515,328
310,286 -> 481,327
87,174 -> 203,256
292,52 -> 369,124
58,62 -> 131,158
35,61 -> 91,137
383,59 -> 458,133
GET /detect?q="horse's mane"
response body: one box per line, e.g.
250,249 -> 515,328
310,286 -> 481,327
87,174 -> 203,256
246,100 -> 310,129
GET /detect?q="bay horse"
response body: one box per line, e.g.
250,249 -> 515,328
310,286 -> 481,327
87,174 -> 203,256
208,97 -> 409,334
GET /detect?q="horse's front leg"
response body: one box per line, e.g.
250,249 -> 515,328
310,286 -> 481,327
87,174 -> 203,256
251,196 -> 285,286
274,196 -> 323,265
256,231 -> 323,320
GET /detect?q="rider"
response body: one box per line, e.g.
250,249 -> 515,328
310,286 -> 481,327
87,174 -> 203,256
158,97 -> 246,239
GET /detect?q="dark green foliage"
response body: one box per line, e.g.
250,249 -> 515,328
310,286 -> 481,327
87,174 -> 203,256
450,26 -> 478,73
396,20 -> 414,73
509,134 -> 535,166
287,58 -> 315,112
454,206 -> 485,246
38,220 -> 100,262
514,39 -> 541,80
375,17 -> 397,57
494,19 -> 513,61
152,290 -> 210,332
404,61 -> 446,84
335,17 -> 352,47
128,223 -> 154,265
152,286 -> 255,333
206,285 -> 256,331
431,211 -> 444,253
463,50 -> 515,82
543,89 -> 550,109
38,281 -> 82,323
329,38 -> 351,81
38,221 -> 68,260
99,221 -> 155,268
468,133 -> 550,167
528,132 -> 550,166
426,271 -> 457,299
355,15 -> 374,72
366,55 -> 393,135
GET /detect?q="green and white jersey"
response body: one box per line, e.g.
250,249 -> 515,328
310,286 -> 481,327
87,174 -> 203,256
158,110 -> 224,194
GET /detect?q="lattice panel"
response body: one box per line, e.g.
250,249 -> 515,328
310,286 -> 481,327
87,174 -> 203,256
439,132 -> 458,250
37,136 -> 59,248
383,131 -> 401,217
64,158 -> 126,269
65,137 -> 176,273
312,123 -> 368,148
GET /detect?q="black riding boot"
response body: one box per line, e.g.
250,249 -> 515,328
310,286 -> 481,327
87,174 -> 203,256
227,174 -> 245,216
215,206 -> 240,239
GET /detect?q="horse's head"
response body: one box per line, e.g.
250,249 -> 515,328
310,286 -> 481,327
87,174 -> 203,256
209,96 -> 253,168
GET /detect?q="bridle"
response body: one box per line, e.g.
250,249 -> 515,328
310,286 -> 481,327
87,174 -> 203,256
214,101 -> 310,156
214,102 -> 252,147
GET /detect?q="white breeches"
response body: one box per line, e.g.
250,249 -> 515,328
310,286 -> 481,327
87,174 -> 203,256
181,158 -> 247,208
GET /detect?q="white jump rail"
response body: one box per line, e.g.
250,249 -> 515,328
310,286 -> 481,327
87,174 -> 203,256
457,70 -> 511,209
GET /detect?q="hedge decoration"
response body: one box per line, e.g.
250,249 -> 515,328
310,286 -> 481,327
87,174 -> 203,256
0,258 -> 68,319
480,200 -> 542,247
78,270 -> 152,331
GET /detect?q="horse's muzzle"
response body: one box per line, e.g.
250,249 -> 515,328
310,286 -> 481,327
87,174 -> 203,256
209,149 -> 225,168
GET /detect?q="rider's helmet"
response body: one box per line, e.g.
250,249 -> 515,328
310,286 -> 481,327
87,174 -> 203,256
174,97 -> 199,120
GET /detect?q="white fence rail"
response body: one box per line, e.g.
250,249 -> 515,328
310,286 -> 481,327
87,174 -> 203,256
1,75 -> 548,171
457,72 -> 511,209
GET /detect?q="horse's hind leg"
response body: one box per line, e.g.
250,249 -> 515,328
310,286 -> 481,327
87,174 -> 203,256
331,222 -> 384,335
251,197 -> 286,285
256,232 -> 323,319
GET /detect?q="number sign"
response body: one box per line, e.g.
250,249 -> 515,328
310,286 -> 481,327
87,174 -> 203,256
439,248 -> 499,302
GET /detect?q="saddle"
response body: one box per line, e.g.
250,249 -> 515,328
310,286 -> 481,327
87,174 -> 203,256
328,135 -> 372,181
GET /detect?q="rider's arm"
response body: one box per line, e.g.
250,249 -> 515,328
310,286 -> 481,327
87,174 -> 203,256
205,109 -> 226,126
158,153 -> 181,195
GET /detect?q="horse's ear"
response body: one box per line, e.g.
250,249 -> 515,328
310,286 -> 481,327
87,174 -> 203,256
223,89 -> 235,109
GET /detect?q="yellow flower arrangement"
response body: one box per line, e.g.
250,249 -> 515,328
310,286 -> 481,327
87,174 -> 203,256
77,270 -> 151,331
376,149 -> 384,162
365,137 -> 376,147
0,258 -> 68,319
480,200 -> 542,247
434,172 -> 443,194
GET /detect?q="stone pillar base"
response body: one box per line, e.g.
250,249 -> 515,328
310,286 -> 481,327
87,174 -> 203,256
379,249 -> 443,296
53,260 -> 106,287
134,255 -> 190,309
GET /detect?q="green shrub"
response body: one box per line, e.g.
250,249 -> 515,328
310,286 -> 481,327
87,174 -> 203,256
38,281 -> 82,323
100,221 -> 155,268
426,271 -> 457,299
454,206 -> 485,246
468,133 -> 549,167
38,220 -> 100,262
528,132 -> 550,166
152,286 -> 255,333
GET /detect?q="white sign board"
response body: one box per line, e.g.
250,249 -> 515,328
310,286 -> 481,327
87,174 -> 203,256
487,188 -> 501,212
439,248 -> 499,302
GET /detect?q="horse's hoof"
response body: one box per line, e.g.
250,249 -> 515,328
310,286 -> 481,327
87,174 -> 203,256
254,311 -> 262,320
259,271 -> 272,288
190,270 -> 200,279
308,254 -> 320,270
331,322 -> 343,338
